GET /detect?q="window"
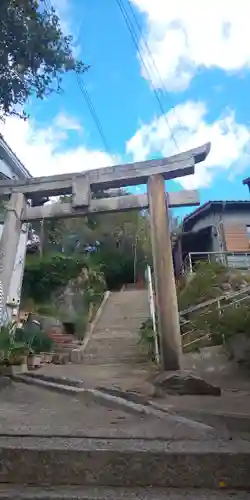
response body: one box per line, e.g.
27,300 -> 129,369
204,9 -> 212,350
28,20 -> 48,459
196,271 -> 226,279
246,225 -> 250,242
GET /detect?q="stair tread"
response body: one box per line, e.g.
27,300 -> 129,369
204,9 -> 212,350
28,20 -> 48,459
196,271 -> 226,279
83,290 -> 149,364
0,486 -> 246,499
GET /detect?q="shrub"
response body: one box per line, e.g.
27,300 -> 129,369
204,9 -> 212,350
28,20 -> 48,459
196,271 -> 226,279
178,261 -> 227,310
138,318 -> 156,359
193,303 -> 250,346
15,325 -> 54,353
23,254 -> 90,303
0,324 -> 28,365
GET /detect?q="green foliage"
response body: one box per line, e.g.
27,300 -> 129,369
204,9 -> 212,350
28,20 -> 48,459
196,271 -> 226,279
138,318 -> 156,359
22,255 -> 106,341
0,0 -> 88,118
36,194 -> 151,289
23,254 -> 89,302
15,325 -> 54,353
74,315 -> 88,340
178,261 -> 227,310
194,303 -> 250,346
0,323 -> 29,365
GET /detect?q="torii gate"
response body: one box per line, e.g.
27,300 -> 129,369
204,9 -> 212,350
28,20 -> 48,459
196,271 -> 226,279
0,142 -> 210,371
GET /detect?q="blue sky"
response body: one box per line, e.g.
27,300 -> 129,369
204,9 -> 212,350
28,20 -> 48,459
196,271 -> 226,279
2,0 -> 250,218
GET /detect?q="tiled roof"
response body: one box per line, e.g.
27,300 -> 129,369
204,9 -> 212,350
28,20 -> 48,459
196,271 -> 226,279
183,200 -> 250,230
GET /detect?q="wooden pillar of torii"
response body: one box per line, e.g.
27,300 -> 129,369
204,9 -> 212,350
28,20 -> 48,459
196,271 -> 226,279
148,175 -> 182,370
0,142 -> 210,371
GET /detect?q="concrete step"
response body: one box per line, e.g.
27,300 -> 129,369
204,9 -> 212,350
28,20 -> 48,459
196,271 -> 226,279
0,486 -> 248,499
82,359 -> 148,365
92,331 -> 140,338
95,322 -> 146,329
85,350 -> 144,360
0,436 -> 249,489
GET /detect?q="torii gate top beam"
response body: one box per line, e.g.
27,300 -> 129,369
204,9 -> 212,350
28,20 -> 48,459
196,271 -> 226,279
0,143 -> 210,200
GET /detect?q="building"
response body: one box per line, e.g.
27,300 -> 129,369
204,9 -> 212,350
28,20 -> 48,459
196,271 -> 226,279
0,134 -> 32,180
173,200 -> 250,274
0,135 -> 42,253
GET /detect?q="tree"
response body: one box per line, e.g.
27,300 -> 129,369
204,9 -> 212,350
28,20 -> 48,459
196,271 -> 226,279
0,0 -> 88,118
36,192 -> 152,289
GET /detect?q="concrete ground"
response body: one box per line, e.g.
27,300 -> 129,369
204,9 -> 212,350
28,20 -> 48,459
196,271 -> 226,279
0,382 -> 220,440
39,362 -> 156,392
35,346 -> 250,438
0,486 -> 249,499
38,345 -> 250,391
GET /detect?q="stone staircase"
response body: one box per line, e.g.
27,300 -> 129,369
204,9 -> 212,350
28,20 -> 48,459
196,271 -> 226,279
83,290 -> 150,365
48,326 -> 76,350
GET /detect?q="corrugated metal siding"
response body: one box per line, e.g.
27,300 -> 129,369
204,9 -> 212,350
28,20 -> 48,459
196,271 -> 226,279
224,224 -> 249,251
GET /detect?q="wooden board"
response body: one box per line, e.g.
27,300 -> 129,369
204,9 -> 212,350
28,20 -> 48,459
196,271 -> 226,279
224,224 -> 250,252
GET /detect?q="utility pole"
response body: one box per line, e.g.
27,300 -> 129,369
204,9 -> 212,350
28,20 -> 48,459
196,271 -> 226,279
148,174 -> 182,371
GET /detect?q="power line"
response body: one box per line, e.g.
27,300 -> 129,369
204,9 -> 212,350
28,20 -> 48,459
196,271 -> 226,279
125,0 -> 183,131
76,74 -> 111,155
116,0 -> 180,151
45,0 -> 112,156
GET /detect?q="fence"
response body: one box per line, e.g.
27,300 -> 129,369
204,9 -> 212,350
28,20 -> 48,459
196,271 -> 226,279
146,265 -> 160,364
180,285 -> 250,349
183,251 -> 250,275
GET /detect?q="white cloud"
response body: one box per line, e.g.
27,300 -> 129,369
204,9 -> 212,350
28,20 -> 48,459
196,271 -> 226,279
50,0 -> 81,57
51,0 -> 72,35
54,113 -> 82,132
131,0 -> 250,91
0,114 -> 115,177
126,101 -> 250,189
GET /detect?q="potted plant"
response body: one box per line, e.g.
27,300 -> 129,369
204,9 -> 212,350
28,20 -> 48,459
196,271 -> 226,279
15,324 -> 54,370
0,323 -> 28,375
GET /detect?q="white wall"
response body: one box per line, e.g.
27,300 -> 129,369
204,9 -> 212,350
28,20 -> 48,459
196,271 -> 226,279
0,157 -> 19,179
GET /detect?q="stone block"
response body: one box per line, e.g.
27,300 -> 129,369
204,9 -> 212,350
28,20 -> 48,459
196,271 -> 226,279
70,349 -> 83,364
227,334 -> 250,365
153,370 -> 221,396
0,376 -> 12,390
52,353 -> 70,365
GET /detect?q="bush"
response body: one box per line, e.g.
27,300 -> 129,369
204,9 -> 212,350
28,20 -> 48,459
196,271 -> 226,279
0,324 -> 28,365
138,318 -> 156,359
193,303 -> 250,346
15,325 -> 54,353
23,254 -> 90,303
178,261 -> 227,310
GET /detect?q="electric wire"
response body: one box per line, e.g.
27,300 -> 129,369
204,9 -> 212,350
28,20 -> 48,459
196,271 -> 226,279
44,0 -> 112,155
116,0 -> 180,151
125,0 -> 183,131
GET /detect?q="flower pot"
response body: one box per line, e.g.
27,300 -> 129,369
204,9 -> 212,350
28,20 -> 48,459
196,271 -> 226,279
34,355 -> 41,368
44,353 -> 53,363
27,354 -> 41,370
39,353 -> 46,364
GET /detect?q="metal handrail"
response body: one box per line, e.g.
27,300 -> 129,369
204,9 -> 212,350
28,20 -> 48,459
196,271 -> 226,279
181,285 -> 250,348
146,265 -> 160,364
183,251 -> 250,275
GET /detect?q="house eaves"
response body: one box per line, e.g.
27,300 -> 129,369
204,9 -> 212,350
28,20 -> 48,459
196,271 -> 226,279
0,134 -> 32,180
183,200 -> 250,232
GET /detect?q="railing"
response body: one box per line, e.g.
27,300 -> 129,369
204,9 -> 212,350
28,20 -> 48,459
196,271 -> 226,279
146,265 -> 160,364
183,251 -> 250,275
180,285 -> 250,349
